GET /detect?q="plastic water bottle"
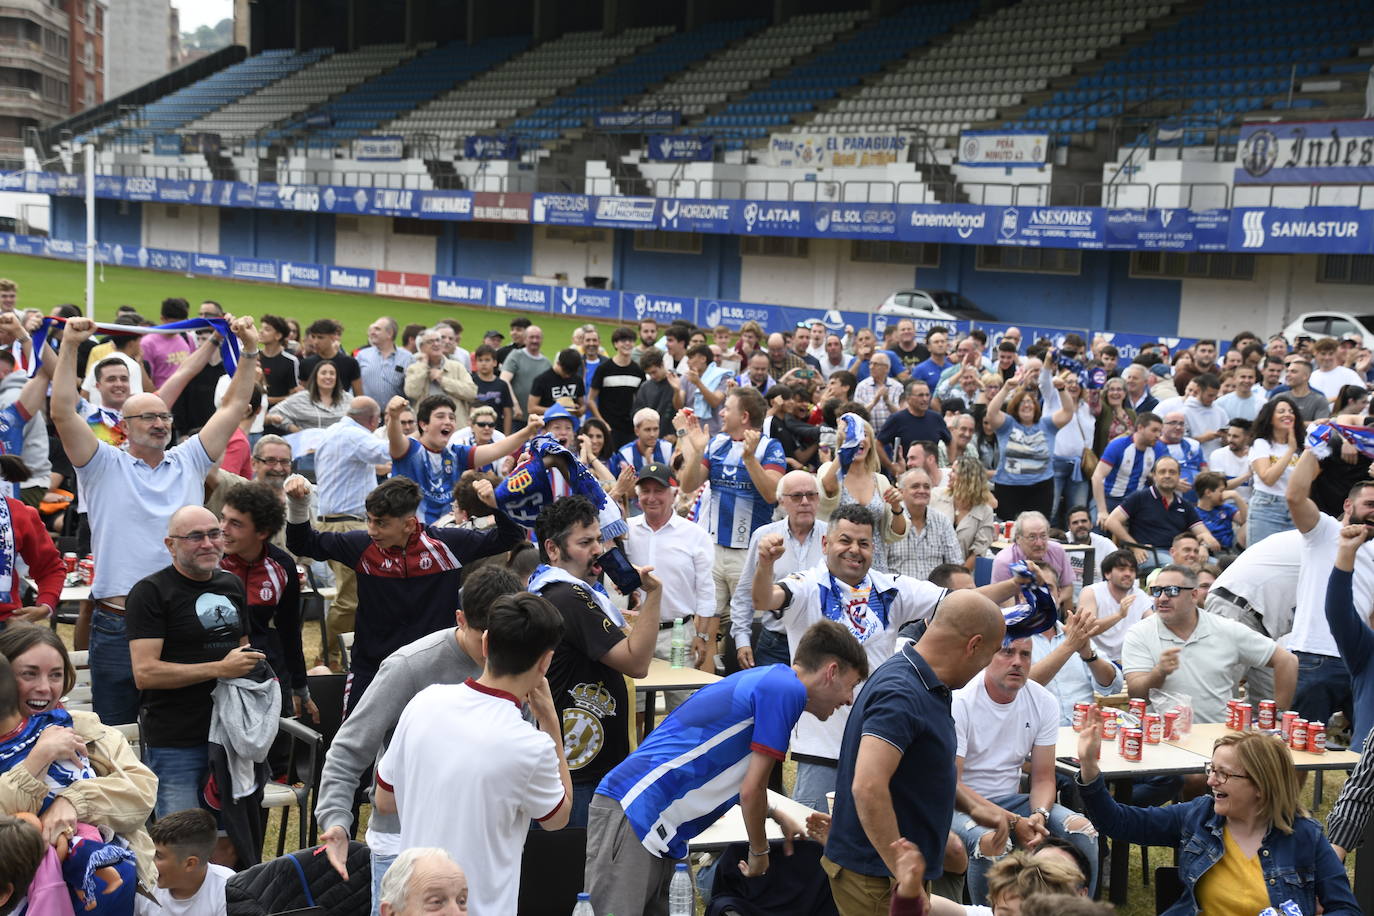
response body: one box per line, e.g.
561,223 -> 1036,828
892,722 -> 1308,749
571,891 -> 595,916
668,862 -> 694,916
671,618 -> 686,668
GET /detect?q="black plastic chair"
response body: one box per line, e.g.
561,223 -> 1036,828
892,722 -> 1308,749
261,717 -> 324,851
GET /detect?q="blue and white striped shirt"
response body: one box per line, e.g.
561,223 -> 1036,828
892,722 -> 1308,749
1100,434 -> 1168,499
702,433 -> 786,548
607,439 -> 673,479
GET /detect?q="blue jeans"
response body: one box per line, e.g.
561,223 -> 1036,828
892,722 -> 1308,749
568,780 -> 600,829
90,608 -> 140,726
793,761 -> 837,813
952,793 -> 1099,904
370,851 -> 396,916
1293,651 -> 1352,727
144,744 -> 209,819
1051,457 -> 1090,529
753,628 -> 791,667
1246,491 -> 1293,547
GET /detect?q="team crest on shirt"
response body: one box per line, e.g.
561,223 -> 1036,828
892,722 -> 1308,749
259,584 -> 273,602
419,554 -> 432,570
563,682 -> 616,770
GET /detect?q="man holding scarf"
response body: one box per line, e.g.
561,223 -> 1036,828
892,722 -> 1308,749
50,314 -> 261,726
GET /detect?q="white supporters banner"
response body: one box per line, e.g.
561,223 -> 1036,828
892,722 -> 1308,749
768,132 -> 911,168
959,130 -> 1049,167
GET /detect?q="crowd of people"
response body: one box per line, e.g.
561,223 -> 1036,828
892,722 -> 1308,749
0,280 -> 1368,916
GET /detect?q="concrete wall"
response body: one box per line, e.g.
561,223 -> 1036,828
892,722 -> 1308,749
1176,254 -> 1374,338
334,215 -> 437,274
614,230 -> 741,299
739,237 -> 914,311
142,202 -> 219,253
104,0 -> 175,97
530,225 -> 615,285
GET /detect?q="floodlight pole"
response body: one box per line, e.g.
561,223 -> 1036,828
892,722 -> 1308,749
84,144 -> 94,315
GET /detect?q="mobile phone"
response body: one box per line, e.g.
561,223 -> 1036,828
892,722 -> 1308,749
598,545 -> 643,594
799,369 -> 815,378
1056,755 -> 1081,767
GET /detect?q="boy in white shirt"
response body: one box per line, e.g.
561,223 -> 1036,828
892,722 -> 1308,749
139,809 -> 231,916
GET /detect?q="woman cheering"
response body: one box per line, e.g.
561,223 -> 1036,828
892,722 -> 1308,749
986,361 -> 1075,520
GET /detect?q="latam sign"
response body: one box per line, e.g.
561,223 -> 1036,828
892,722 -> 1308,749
376,270 -> 431,300
326,266 -> 375,293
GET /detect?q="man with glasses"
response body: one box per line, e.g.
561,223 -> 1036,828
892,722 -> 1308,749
1159,410 -> 1207,492
126,504 -> 266,817
52,315 -> 261,727
991,511 -> 1075,611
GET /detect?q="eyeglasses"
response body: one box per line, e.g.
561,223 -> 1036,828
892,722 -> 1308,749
783,492 -> 819,502
1204,763 -> 1250,784
1149,585 -> 1189,597
1018,533 -> 1050,542
169,529 -> 225,543
473,421 -> 496,428
125,412 -> 173,423
253,456 -> 292,466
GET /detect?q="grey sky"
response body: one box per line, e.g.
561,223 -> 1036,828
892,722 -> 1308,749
171,0 -> 233,32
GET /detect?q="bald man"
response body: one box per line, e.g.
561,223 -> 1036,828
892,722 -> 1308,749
126,505 -> 263,819
52,315 -> 261,726
823,591 -> 1007,915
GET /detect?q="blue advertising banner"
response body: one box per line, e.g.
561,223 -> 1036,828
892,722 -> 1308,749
621,291 -> 696,326
995,206 -> 1105,248
431,275 -> 488,305
872,315 -> 973,339
140,247 -> 191,271
412,190 -> 473,220
190,252 -> 232,277
594,110 -> 680,130
532,194 -> 594,227
1103,208 -> 1231,252
1228,207 -> 1374,255
279,261 -> 324,288
647,135 -> 714,162
463,136 -> 521,160
490,281 -> 551,313
44,238 -> 78,260
552,286 -> 619,320
656,199 -> 735,233
231,256 -> 278,282
326,265 -> 376,294
811,203 -> 900,239
734,201 -> 811,236
154,135 -> 183,156
2,234 -> 43,255
1236,120 -> 1374,184
696,299 -> 775,332
898,204 -> 999,245
593,197 -> 658,229
121,177 -> 159,202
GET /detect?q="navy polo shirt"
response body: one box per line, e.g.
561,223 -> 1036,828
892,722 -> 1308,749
1119,485 -> 1200,549
824,643 -> 957,878
877,409 -> 951,461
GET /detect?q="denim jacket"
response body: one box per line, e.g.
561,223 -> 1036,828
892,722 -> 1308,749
1080,774 -> 1358,915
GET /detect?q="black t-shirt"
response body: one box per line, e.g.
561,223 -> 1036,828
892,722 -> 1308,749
299,352 -> 361,392
171,362 -> 225,437
632,378 -> 677,439
494,343 -> 518,366
541,581 -> 629,786
892,342 -> 929,373
529,368 -> 586,410
474,375 -> 514,421
126,566 -> 247,748
259,351 -> 300,399
590,359 -> 646,447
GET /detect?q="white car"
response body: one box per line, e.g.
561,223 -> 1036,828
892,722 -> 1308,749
877,289 -> 994,322
1282,312 -> 1374,344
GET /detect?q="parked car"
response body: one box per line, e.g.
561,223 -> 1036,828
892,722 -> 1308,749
1281,312 -> 1374,344
877,289 -> 995,322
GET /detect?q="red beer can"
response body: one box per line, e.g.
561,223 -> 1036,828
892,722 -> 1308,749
1236,703 -> 1252,730
1289,718 -> 1308,752
1072,702 -> 1093,732
62,552 -> 77,575
1099,707 -> 1118,739
1258,700 -> 1277,730
1142,712 -> 1163,744
1282,710 -> 1299,742
1120,728 -> 1143,762
1307,721 -> 1326,754
1128,698 -> 1147,722
78,556 -> 94,586
1225,700 -> 1239,730
1163,710 -> 1180,740
296,565 -> 307,588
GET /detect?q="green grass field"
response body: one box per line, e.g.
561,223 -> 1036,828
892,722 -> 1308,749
0,253 -> 627,351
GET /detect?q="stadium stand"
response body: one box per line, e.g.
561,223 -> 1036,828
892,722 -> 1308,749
181,44 -> 419,140
512,20 -> 762,144
277,36 -> 532,147
807,0 -> 1173,146
80,48 -> 328,144
382,27 -> 673,148
700,2 -> 975,143
638,12 -> 867,120
1015,0 -> 1374,147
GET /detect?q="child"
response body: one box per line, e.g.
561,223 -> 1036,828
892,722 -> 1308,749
137,810 -> 230,916
0,814 -> 45,915
1194,471 -> 1247,552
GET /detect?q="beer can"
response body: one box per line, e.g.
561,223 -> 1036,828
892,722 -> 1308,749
78,556 -> 94,586
1306,721 -> 1326,754
1289,718 -> 1308,752
1163,710 -> 1180,740
1142,712 -> 1163,744
1099,707 -> 1118,740
1282,710 -> 1299,742
1226,699 -> 1239,730
296,564 -> 307,588
1236,703 -> 1252,730
1258,700 -> 1277,730
1120,727 -> 1143,762
1072,702 -> 1093,732
62,552 -> 77,575
1128,698 -> 1147,721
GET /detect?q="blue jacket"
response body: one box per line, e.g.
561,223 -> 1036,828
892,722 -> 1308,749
1080,774 -> 1358,915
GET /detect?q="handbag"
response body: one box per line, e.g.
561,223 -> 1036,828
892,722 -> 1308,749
1076,411 -> 1099,476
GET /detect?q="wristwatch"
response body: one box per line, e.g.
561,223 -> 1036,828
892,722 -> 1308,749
1032,806 -> 1052,821
1081,651 -> 1099,663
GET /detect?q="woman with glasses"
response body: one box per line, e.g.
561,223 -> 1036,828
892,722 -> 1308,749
1247,394 -> 1305,546
1074,723 -> 1357,916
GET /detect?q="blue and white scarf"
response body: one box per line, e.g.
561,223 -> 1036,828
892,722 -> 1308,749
837,412 -> 865,476
818,568 -> 900,643
1307,422 -> 1374,462
528,563 -> 626,627
1002,560 -> 1059,643
0,495 -> 15,607
495,435 -> 627,539
0,708 -> 96,812
31,315 -> 242,374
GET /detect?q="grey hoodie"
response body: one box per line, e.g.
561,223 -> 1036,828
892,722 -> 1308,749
0,371 -> 50,491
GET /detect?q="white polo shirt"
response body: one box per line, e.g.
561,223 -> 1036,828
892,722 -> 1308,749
77,436 -> 214,600
1121,611 -> 1276,723
378,680 -> 565,916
